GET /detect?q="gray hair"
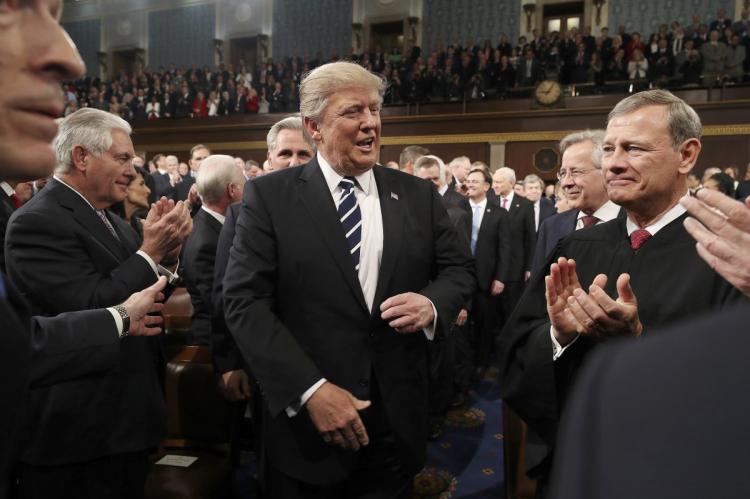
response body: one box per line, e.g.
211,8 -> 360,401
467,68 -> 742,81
299,61 -> 386,123
399,145 -> 429,168
607,89 -> 702,149
414,155 -> 446,181
266,115 -> 313,152
494,166 -> 516,184
196,154 -> 243,205
523,174 -> 544,189
54,108 -> 131,173
448,156 -> 471,171
559,129 -> 606,169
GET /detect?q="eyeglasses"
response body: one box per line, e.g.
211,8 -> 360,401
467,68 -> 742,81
557,168 -> 597,180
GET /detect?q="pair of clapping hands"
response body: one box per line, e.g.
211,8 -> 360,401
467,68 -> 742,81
140,197 -> 193,266
550,189 -> 750,347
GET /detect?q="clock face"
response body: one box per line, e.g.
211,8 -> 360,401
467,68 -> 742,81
535,81 -> 562,105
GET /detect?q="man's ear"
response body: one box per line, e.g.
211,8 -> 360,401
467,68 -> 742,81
304,116 -> 321,141
678,138 -> 702,175
70,145 -> 89,172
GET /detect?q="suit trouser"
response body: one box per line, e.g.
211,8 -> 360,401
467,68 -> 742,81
473,291 -> 499,369
15,450 -> 148,499
498,280 -> 525,330
427,330 -> 455,422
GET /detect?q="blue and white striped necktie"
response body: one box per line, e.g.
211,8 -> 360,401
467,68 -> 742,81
338,177 -> 362,271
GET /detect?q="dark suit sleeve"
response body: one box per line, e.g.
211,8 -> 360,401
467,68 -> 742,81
418,188 -> 476,337
6,210 -> 156,312
211,204 -> 244,375
223,182 -> 324,416
495,210 -> 511,283
29,309 -> 120,387
532,217 -> 554,277
522,204 -> 536,272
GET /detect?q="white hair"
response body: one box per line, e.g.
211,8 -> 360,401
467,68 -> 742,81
54,108 -> 131,173
559,130 -> 606,169
523,174 -> 544,189
494,166 -> 516,184
196,155 -> 243,205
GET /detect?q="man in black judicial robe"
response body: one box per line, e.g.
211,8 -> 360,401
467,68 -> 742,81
497,90 -> 747,496
552,188 -> 750,499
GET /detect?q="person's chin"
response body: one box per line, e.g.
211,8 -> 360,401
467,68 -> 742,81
1,139 -> 57,182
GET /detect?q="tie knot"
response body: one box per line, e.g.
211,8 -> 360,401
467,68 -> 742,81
630,229 -> 652,250
580,215 -> 599,228
339,177 -> 356,192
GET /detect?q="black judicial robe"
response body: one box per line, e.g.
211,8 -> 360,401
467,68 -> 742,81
551,304 -> 750,499
497,212 -> 747,478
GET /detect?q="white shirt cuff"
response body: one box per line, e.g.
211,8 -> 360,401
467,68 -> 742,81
157,259 -> 180,284
106,307 -> 125,339
551,325 -> 579,360
422,300 -> 438,341
286,378 -> 327,417
136,250 -> 159,277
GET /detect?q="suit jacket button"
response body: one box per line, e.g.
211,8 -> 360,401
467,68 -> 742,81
359,379 -> 369,388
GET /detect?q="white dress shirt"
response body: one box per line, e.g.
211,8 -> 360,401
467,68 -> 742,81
201,205 -> 226,225
574,200 -> 621,230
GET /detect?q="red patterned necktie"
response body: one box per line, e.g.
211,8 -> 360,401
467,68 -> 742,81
10,193 -> 21,209
630,229 -> 652,250
580,215 -> 599,228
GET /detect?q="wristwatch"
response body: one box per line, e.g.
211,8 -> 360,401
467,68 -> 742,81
113,304 -> 130,338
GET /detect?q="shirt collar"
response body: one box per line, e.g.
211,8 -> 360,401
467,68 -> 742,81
0,182 -> 14,197
577,200 -> 620,222
469,197 -> 487,209
625,195 -> 687,236
503,191 -> 515,204
317,152 -> 374,196
438,184 -> 449,196
201,205 -> 225,225
53,175 -> 97,211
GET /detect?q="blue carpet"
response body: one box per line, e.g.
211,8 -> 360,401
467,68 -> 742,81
413,369 -> 504,499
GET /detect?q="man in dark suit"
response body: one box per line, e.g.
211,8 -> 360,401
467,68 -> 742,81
151,153 -> 175,200
532,130 -> 621,275
517,47 -> 544,86
174,144 -> 210,202
210,116 -> 315,401
552,188 -> 750,499
5,108 -> 193,499
523,174 -> 556,232
181,155 -> 245,346
223,61 -> 474,498
0,6 -> 174,497
464,168 -> 510,374
492,166 -> 536,321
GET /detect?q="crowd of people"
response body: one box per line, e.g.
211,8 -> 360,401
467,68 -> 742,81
61,7 -> 750,121
4,2 -> 750,499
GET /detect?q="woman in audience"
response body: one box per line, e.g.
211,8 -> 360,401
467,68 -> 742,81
110,166 -> 151,240
704,172 -> 736,196
628,49 -> 649,79
207,90 -> 220,117
191,90 -> 208,118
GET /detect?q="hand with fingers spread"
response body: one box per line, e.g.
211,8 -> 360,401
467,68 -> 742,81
455,308 -> 468,327
121,276 -> 167,336
380,292 -> 435,333
306,382 -> 371,451
681,190 -> 750,297
565,273 -> 643,339
546,257 -> 586,345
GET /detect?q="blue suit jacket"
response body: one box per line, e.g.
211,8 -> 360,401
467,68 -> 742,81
531,209 -> 579,276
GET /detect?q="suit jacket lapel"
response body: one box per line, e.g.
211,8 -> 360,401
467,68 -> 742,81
49,180 -> 129,263
297,160 -> 369,313
371,167 -> 404,317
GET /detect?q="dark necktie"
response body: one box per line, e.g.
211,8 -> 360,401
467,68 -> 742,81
580,215 -> 599,228
96,210 -> 120,241
630,229 -> 652,250
338,177 -> 362,271
0,272 -> 6,299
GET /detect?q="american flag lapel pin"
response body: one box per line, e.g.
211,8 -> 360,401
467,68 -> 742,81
391,192 -> 399,200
